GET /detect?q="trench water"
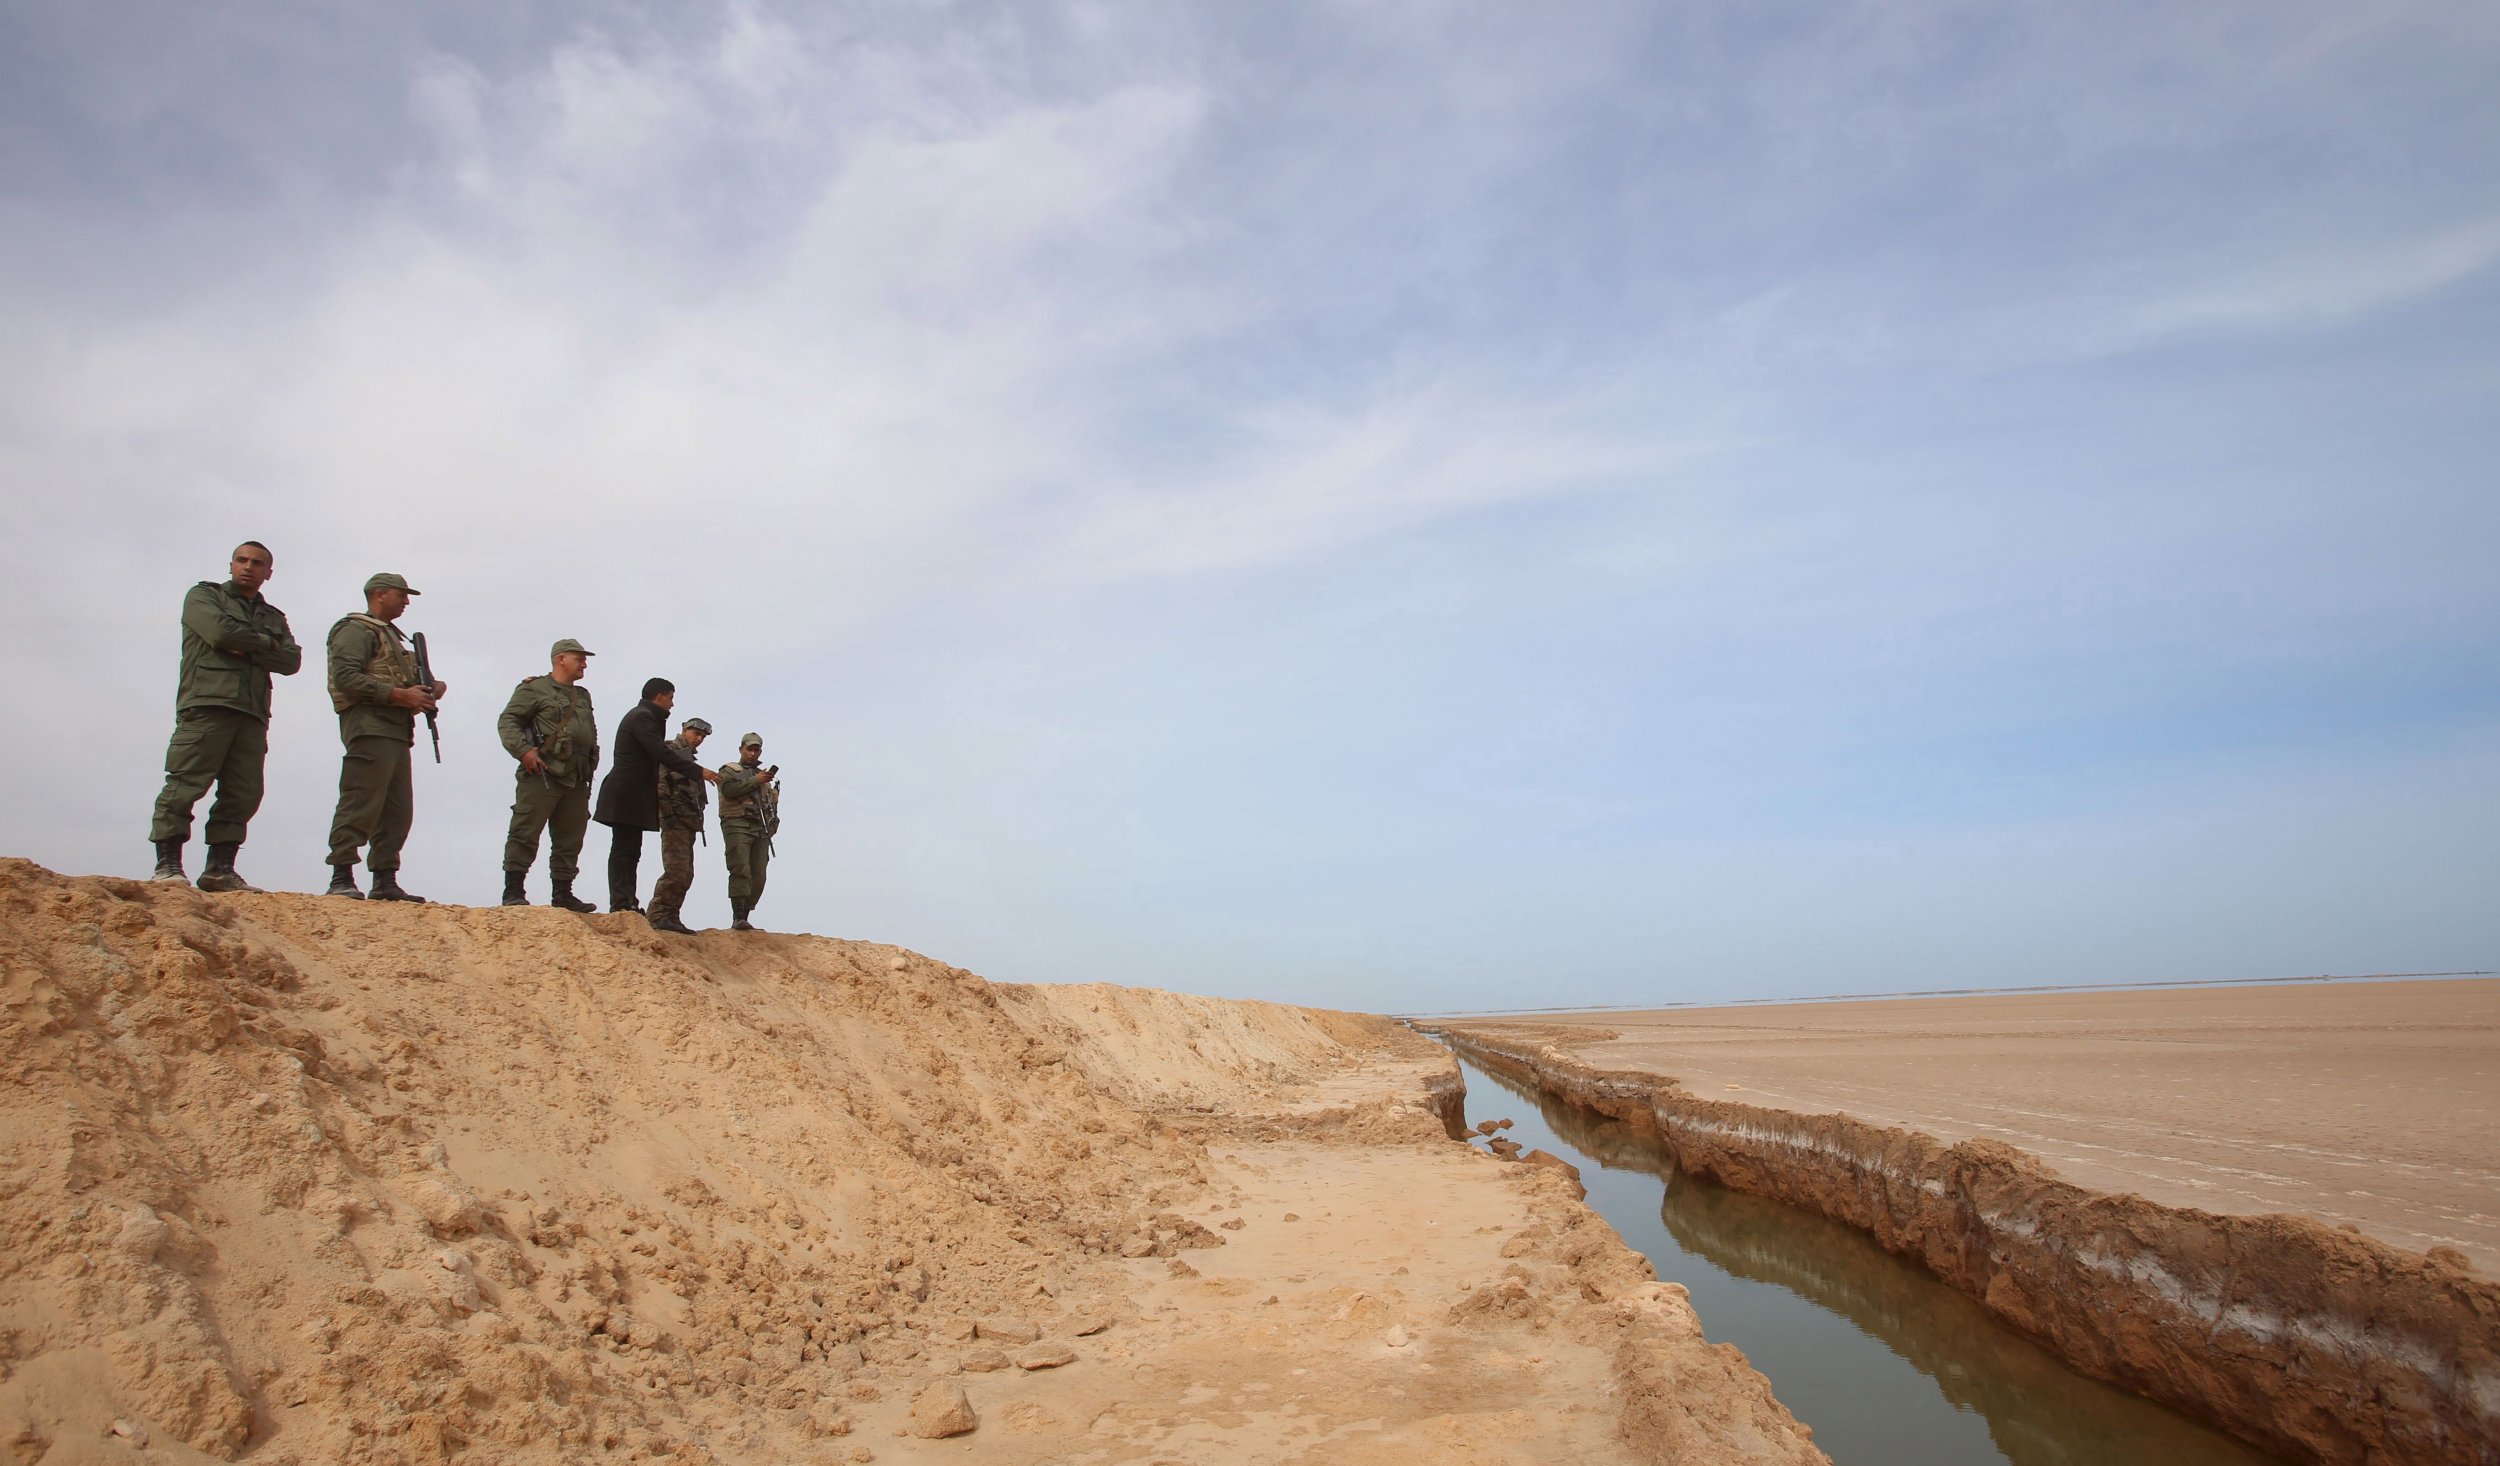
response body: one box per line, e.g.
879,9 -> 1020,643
1447,1053 -> 2287,1466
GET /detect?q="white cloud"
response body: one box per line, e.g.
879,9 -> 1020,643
1060,383 -> 1727,577
2095,217 -> 2500,348
2,0 -> 2494,1001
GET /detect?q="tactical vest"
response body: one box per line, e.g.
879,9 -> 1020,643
657,741 -> 709,826
326,614 -> 417,713
513,678 -> 594,772
717,764 -> 776,823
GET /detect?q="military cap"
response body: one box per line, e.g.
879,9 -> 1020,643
363,572 -> 421,595
684,718 -> 713,735
740,731 -> 763,748
550,638 -> 596,658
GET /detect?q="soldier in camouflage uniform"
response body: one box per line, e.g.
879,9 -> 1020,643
717,732 -> 778,931
496,639 -> 601,911
150,540 -> 302,891
323,573 -> 446,901
645,717 -> 713,934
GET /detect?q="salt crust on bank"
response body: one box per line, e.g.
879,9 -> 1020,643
1433,1023 -> 2500,1466
0,859 -> 1821,1464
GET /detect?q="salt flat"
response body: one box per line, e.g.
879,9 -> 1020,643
1457,979 -> 2500,1273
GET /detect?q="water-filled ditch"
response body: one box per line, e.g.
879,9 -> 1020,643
1449,1053 -> 2285,1466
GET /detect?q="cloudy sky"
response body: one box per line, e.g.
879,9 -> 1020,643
2,0 -> 2493,1011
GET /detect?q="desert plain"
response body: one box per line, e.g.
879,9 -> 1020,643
1440,978 -> 2500,1274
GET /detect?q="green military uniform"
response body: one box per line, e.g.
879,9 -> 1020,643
151,578 -> 301,849
647,718 -> 712,930
498,652 -> 600,888
325,601 -> 423,876
717,734 -> 777,928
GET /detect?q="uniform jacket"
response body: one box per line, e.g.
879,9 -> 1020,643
326,614 -> 421,744
176,580 -> 301,721
497,676 -> 600,788
594,701 -> 708,830
717,761 -> 778,829
656,734 -> 709,833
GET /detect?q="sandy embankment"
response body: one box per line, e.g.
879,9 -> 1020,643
0,858 -> 1821,1465
1429,989 -> 2500,1466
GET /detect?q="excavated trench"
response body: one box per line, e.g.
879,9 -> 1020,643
1449,1052 -> 2276,1466
1427,1027 -> 2500,1466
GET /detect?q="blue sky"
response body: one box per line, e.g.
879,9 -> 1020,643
2,0 -> 2493,1011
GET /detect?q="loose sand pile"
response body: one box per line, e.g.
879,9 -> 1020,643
0,859 -> 1821,1465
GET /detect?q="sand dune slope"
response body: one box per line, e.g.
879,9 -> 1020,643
0,860 -> 1820,1465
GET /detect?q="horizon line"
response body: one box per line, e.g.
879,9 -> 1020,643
1398,969 -> 2497,1021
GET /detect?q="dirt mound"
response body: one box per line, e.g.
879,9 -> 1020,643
0,861 -> 1329,1460
0,860 -> 1821,1464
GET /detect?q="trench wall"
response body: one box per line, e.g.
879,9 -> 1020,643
1428,1026 -> 2500,1466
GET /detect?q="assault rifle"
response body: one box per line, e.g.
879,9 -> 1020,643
410,632 -> 441,763
759,765 -> 781,855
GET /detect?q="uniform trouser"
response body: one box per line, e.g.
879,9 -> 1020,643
504,776 -> 591,881
327,732 -> 414,871
150,708 -> 269,846
722,821 -> 770,910
605,825 -> 646,908
649,823 -> 699,919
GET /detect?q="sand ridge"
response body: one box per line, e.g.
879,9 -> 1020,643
0,859 -> 1820,1464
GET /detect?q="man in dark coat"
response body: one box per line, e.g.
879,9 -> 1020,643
593,678 -> 716,914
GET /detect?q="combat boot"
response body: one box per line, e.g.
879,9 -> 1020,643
729,901 -> 754,932
369,871 -> 427,903
648,909 -> 693,935
500,870 -> 529,906
610,896 -> 643,916
326,864 -> 365,899
550,880 -> 596,914
152,840 -> 186,884
195,843 -> 259,893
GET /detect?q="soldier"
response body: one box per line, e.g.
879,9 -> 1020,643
323,573 -> 447,901
496,639 -> 601,911
716,732 -> 779,931
150,540 -> 302,891
646,717 -> 713,934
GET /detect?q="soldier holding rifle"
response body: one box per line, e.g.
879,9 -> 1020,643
497,639 -> 601,911
323,572 -> 446,900
717,731 -> 779,931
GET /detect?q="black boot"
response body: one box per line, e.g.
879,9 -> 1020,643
550,879 -> 595,914
500,870 -> 529,907
152,839 -> 186,884
648,908 -> 693,935
369,870 -> 426,903
610,895 -> 643,916
729,901 -> 754,932
326,864 -> 365,899
195,842 -> 259,893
